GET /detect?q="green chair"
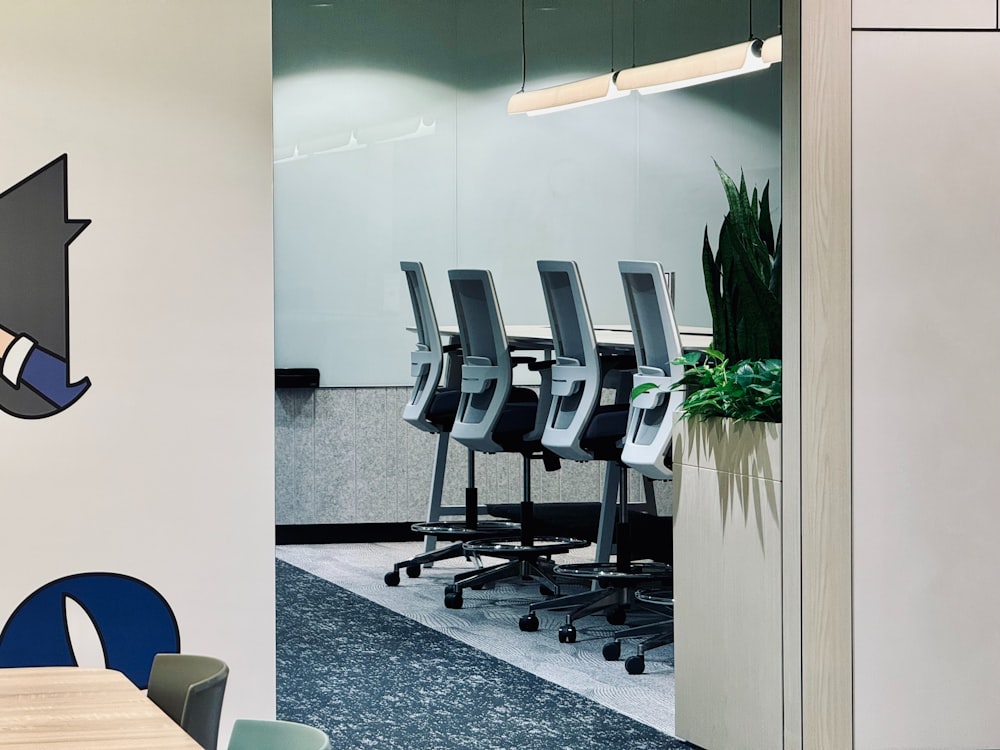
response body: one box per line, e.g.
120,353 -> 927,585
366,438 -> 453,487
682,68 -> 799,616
228,719 -> 331,750
147,653 -> 229,750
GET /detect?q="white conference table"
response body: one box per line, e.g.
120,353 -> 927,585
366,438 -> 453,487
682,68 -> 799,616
438,323 -> 714,353
0,667 -> 201,749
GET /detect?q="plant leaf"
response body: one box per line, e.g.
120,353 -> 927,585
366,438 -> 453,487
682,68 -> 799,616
630,382 -> 660,401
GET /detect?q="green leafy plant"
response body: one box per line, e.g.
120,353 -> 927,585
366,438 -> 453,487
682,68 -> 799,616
702,160 -> 781,363
671,350 -> 781,422
667,162 -> 781,422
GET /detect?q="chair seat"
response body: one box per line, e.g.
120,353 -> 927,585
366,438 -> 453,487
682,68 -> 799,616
425,388 -> 460,431
492,390 -> 541,450
579,403 -> 629,460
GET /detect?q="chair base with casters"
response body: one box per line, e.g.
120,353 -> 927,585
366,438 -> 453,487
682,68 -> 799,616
384,519 -> 519,586
441,453 -> 590,609
385,436 -> 520,586
601,587 -> 674,675
518,561 -> 672,643
384,440 -> 521,586
444,533 -> 591,608
516,465 -> 671,642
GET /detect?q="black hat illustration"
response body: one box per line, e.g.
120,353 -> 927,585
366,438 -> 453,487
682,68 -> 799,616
0,155 -> 91,418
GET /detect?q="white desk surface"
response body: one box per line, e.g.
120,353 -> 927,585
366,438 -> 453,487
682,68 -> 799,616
437,324 -> 713,352
0,667 -> 201,749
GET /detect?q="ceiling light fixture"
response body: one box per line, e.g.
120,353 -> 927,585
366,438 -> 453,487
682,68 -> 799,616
507,0 -> 627,116
507,73 -> 626,116
761,34 -> 782,64
616,0 -> 774,96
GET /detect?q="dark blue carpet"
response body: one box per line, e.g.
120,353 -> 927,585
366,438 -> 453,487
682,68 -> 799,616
276,559 -> 692,750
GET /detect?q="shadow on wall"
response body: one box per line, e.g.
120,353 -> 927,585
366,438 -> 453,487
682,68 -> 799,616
673,418 -> 780,550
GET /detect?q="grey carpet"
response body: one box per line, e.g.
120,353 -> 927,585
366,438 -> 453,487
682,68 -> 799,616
276,542 -> 677,734
276,559 -> 692,749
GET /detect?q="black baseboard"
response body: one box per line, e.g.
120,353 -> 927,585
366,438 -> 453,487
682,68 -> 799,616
276,523 -> 422,545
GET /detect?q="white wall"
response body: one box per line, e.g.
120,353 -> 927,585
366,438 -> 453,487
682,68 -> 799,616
853,29 -> 1000,750
0,0 -> 275,738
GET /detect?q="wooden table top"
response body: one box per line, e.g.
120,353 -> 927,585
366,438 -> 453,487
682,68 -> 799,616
0,667 -> 202,749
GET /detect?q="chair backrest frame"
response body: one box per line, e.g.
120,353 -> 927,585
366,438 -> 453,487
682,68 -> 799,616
618,260 -> 685,480
447,269 -> 514,453
147,653 -> 229,750
228,718 -> 331,750
536,260 -> 603,461
400,261 -> 445,433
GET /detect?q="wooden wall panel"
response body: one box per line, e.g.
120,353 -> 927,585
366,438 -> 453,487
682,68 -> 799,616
780,0 -> 803,745
796,0 -> 855,748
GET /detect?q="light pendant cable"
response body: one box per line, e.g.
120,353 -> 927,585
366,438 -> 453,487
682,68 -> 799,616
616,0 -> 774,96
508,0 -> 628,116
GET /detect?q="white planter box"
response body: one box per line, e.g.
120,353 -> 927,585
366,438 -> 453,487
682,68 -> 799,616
672,418 -> 783,750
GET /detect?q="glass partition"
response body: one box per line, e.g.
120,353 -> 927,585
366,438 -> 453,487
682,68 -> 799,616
273,0 -> 780,386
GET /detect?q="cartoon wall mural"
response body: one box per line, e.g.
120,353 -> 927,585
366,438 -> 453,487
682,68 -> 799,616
0,157 -> 179,688
0,155 -> 91,418
0,573 -> 180,688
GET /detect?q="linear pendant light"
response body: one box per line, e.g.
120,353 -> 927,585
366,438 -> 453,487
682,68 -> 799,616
616,38 -> 769,95
507,72 -> 628,116
761,34 -> 782,64
507,0 -> 626,116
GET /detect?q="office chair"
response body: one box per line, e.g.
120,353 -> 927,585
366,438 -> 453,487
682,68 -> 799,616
517,260 -> 672,643
618,260 -> 686,481
595,260 -> 689,670
385,262 -> 518,586
147,653 -> 229,750
442,268 -> 589,609
228,719 -> 331,750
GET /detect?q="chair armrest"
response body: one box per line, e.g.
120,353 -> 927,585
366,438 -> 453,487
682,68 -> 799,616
528,359 -> 556,372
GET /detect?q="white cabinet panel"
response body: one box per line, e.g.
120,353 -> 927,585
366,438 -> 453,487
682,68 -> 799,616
854,0 -> 997,28
853,31 -> 1000,750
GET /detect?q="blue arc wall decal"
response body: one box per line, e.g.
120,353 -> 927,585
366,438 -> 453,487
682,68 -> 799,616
0,572 -> 180,689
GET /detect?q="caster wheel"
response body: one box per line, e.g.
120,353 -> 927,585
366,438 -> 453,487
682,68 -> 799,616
606,606 -> 627,626
405,564 -> 422,578
519,613 -> 539,632
384,571 -> 400,587
444,591 -> 463,609
625,655 -> 646,675
539,585 -> 556,596
602,641 -> 622,661
557,624 -> 577,644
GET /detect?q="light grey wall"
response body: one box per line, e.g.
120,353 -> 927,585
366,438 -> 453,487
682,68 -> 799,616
853,27 -> 1000,750
276,387 -> 672,525
273,0 -> 782,387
